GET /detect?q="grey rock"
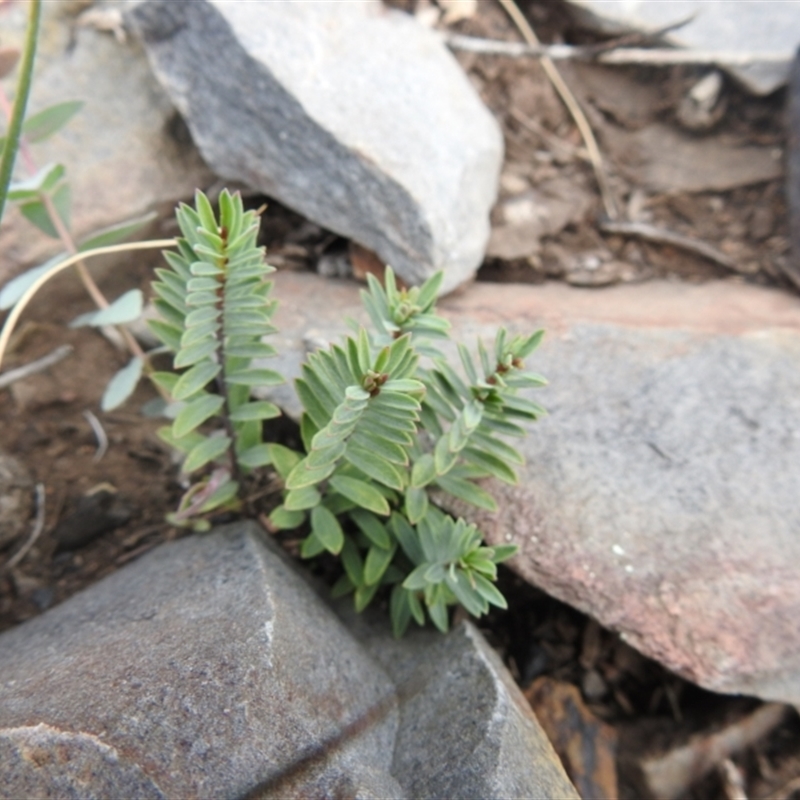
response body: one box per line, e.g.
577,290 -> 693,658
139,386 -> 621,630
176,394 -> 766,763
0,1 -> 213,285
345,613 -> 580,800
0,724 -> 164,800
0,523 -> 402,799
259,270 -> 800,703
565,0 -> 800,95
128,0 -> 502,294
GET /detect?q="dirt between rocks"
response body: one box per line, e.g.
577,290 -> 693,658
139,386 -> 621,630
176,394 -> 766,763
2,1 -> 800,798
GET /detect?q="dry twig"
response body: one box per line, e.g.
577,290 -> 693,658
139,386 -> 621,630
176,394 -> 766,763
600,219 -> 737,271
720,759 -> 749,800
446,34 -> 790,66
495,0 -> 619,219
0,343 -> 72,390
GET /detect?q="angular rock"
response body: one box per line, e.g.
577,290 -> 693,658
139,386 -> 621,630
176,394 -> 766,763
0,523 -> 402,799
127,0 -> 503,294
0,1 -> 213,285
565,0 -> 800,95
342,611 -> 579,799
259,270 -> 800,704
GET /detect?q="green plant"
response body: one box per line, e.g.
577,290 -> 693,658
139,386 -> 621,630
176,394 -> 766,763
0,0 -> 40,221
2,184 -> 546,636
146,189 -> 282,528
0,2 -> 161,410
145,189 -> 546,634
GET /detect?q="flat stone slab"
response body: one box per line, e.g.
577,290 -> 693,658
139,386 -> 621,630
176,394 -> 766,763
128,0 -> 502,294
565,0 -> 800,95
261,271 -> 800,703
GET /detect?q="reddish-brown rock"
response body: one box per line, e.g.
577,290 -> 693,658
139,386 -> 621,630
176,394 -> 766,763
262,271 -> 800,703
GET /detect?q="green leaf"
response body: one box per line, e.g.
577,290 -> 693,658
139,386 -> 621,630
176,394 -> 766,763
23,100 -> 82,142
404,486 -> 428,524
389,512 -> 424,564
428,599 -> 449,633
345,445 -> 405,491
149,370 -> 179,395
182,434 -> 231,473
490,543 -> 518,563
311,505 -> 344,554
284,485 -> 322,511
364,543 -> 395,586
174,337 -> 219,369
224,341 -> 277,359
78,212 -> 158,251
269,506 -> 305,530
237,443 -> 273,468
349,508 -> 391,549
341,536 -> 364,585
448,570 -> 488,617
435,474 -> 498,512
0,254 -> 65,310
19,181 -> 70,237
229,401 -> 280,422
329,475 -> 390,516
434,436 -> 458,476
411,454 -> 437,488
101,357 -> 143,411
225,368 -> 283,386
473,572 -> 508,609
268,444 -> 302,479
173,393 -> 224,438
198,478 -> 239,513
172,361 -> 221,401
300,531 -> 326,558
147,319 -> 183,352
403,564 -> 430,591
331,573 -> 355,599
8,161 -> 64,199
390,585 -> 413,638
69,289 -> 143,328
354,582 -> 380,612
462,446 -> 518,484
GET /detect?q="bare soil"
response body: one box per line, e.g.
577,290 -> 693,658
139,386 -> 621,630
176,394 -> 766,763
2,1 -> 799,798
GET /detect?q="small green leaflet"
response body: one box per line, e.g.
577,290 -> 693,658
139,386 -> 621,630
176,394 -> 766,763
101,357 -> 143,411
69,289 -> 143,328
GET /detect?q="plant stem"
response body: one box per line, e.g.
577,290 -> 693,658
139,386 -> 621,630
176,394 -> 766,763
0,239 -> 177,371
0,0 -> 40,222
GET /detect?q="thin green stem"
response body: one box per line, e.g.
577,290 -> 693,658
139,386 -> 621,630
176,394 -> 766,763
0,0 -> 41,222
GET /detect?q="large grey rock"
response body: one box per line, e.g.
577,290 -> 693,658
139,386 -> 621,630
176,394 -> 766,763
128,0 -> 503,294
345,613 -> 580,800
565,0 -> 800,95
0,520 -> 573,798
260,270 -> 800,704
0,1 -> 213,285
0,523 -> 402,799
